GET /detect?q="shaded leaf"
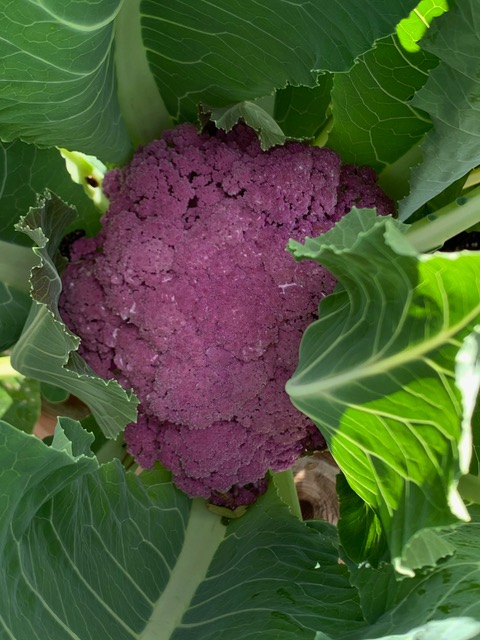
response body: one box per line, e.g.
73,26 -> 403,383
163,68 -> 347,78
328,35 -> 436,173
0,0 -> 131,162
0,140 -> 100,246
0,376 -> 41,434
274,75 -> 333,141
350,507 -> 480,639
0,283 -> 31,352
142,0 -> 418,121
0,419 -> 366,639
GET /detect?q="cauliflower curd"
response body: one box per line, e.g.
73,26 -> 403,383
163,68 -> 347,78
60,123 -> 392,502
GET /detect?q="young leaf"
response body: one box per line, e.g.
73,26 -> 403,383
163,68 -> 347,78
205,101 -> 285,150
0,419 -> 367,639
286,208 -> 480,575
11,191 -> 138,439
142,0 -> 418,122
0,0 -> 131,162
400,0 -> 480,218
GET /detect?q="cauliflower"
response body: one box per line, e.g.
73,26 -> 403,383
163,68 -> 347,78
59,123 -> 393,503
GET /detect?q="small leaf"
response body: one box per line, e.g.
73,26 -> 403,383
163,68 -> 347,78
11,191 -> 138,439
205,101 -> 285,150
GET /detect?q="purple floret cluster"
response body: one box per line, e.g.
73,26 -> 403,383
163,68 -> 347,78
60,123 -> 393,502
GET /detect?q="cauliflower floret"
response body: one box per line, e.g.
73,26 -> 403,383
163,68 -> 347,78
60,123 -> 393,502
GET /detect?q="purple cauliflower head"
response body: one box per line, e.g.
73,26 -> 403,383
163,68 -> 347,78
60,123 -> 393,502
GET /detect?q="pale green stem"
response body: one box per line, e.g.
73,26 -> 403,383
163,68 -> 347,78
0,240 -> 39,292
405,186 -> 480,253
271,468 -> 302,520
458,473 -> 480,505
114,0 -> 172,147
143,499 -> 225,640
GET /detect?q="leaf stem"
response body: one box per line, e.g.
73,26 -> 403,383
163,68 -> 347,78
405,185 -> 480,252
114,0 -> 172,147
143,499 -> 225,640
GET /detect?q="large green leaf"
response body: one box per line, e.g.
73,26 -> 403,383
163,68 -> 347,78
0,418 -> 366,639
286,208 -> 480,575
0,140 -> 100,246
141,0 -> 418,122
400,0 -> 480,218
11,192 -> 138,439
327,35 -> 436,173
349,506 -> 480,640
0,0 -> 131,162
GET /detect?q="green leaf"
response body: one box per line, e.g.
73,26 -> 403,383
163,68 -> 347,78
11,191 -> 138,439
206,101 -> 285,150
396,0 -> 449,53
286,208 -> 480,575
274,75 -> 333,141
337,473 -> 389,566
142,0 -> 418,122
0,376 -> 41,434
327,35 -> 436,174
0,141 -> 100,246
0,283 -> 31,352
350,506 -> 480,639
0,0 -> 131,162
40,382 -> 70,404
400,0 -> 480,218
0,419 -> 367,639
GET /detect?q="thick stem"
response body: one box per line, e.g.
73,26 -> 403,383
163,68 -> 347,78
114,0 -> 172,147
143,499 -> 225,640
405,186 -> 480,253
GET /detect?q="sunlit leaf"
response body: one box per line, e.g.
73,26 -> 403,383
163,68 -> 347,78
286,208 -> 480,574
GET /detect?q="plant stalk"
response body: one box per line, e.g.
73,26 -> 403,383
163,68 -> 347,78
405,185 -> 480,252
